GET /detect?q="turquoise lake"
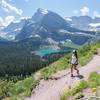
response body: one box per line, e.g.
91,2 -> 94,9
35,49 -> 62,57
35,48 -> 72,57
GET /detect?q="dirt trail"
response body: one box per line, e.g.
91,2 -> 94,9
25,55 -> 100,100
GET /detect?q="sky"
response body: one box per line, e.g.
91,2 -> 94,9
0,0 -> 100,27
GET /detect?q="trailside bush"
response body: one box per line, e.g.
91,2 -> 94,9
60,80 -> 88,100
88,72 -> 100,88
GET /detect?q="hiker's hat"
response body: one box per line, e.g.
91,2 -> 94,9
72,49 -> 76,53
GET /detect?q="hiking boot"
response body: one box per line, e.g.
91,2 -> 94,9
77,70 -> 79,75
71,74 -> 74,77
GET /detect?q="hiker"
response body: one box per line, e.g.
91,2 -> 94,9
70,49 -> 79,77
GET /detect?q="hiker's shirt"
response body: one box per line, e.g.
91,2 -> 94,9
71,54 -> 78,64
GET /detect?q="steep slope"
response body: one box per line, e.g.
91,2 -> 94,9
0,42 -> 100,100
0,9 -> 99,46
25,55 -> 100,100
25,42 -> 100,100
16,8 -> 78,40
15,8 -> 97,47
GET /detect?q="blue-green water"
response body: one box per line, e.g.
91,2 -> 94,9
35,48 -> 71,57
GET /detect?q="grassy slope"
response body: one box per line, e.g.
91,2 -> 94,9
1,42 -> 100,100
60,72 -> 100,100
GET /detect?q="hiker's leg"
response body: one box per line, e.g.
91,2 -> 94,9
74,65 -> 79,75
71,64 -> 74,77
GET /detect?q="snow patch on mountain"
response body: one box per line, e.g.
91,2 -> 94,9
27,20 -> 35,26
46,38 -> 58,45
89,23 -> 100,27
14,28 -> 21,31
39,8 -> 48,15
34,34 -> 41,38
66,39 -> 72,42
0,32 -> 8,37
0,31 -> 16,40
60,39 -> 72,44
7,35 -> 16,40
59,29 -> 70,33
65,17 -> 72,21
40,26 -> 48,32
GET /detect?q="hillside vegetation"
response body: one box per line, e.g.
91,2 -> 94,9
0,37 -> 65,78
60,72 -> 100,100
0,42 -> 100,100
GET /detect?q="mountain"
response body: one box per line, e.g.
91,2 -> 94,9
89,17 -> 100,31
66,16 -> 100,31
0,19 -> 26,40
66,16 -> 92,31
16,8 -> 78,40
0,8 -> 99,51
15,8 -> 96,46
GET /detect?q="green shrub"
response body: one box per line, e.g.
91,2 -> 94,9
71,80 -> 88,95
60,80 -> 88,100
88,72 -> 100,88
60,71 -> 100,100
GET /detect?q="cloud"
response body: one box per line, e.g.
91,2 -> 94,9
0,16 -> 15,27
0,0 -> 23,15
80,6 -> 89,16
4,16 -> 15,25
93,11 -> 100,18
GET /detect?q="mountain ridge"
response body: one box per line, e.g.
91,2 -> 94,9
0,8 -> 100,50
